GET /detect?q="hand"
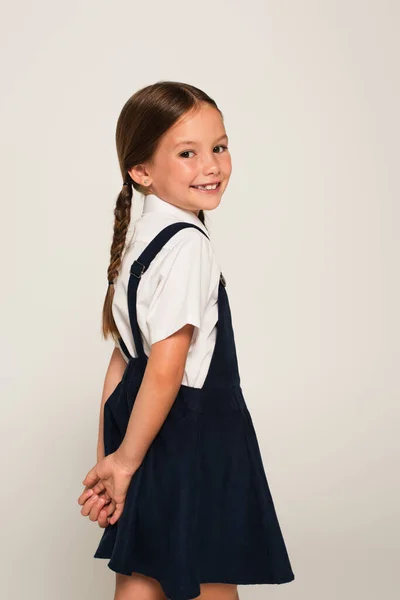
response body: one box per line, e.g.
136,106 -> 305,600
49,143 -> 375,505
77,449 -> 116,528
77,451 -> 137,525
78,487 -> 117,527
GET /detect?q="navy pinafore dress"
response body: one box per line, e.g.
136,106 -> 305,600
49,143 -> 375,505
94,222 -> 295,600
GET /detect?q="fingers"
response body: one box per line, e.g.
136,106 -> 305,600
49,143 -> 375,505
77,485 -> 110,506
77,487 -> 94,506
102,490 -> 112,503
82,465 -> 100,488
97,511 -> 108,528
108,501 -> 125,525
78,454 -> 132,526
78,461 -> 104,505
90,480 -> 106,495
88,494 -> 108,522
98,500 -> 116,528
79,489 -> 115,525
80,492 -> 107,520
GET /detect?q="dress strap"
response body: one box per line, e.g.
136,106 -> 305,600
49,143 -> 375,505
128,222 -> 210,360
117,335 -> 132,361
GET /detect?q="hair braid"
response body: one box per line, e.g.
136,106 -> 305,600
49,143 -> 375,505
102,183 -> 133,339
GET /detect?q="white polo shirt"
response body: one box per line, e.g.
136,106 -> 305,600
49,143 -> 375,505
112,193 -> 222,388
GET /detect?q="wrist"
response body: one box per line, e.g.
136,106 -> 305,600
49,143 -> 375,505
115,443 -> 142,475
97,442 -> 105,463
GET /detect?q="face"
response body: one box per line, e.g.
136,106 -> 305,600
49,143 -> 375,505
129,103 -> 232,216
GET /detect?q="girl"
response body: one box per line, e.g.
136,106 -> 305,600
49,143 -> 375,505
77,81 -> 295,600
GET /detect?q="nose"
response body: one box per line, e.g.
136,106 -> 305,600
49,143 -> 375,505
202,153 -> 221,176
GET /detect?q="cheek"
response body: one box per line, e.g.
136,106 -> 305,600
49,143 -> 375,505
172,158 -> 197,179
221,153 -> 232,176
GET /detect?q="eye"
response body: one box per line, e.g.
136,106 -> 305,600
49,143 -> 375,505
214,145 -> 228,153
179,145 -> 229,159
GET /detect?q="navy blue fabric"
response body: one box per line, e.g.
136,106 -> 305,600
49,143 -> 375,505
94,222 -> 295,599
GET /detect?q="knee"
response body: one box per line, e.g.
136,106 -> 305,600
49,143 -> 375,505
114,572 -> 167,600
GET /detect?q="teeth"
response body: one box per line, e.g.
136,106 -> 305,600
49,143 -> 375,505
193,183 -> 218,190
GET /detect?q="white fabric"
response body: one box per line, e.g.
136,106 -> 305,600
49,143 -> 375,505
112,193 -> 221,388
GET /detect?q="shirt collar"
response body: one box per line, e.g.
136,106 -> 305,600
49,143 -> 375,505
142,193 -> 208,234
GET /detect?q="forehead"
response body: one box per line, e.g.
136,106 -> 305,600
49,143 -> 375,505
164,105 -> 226,146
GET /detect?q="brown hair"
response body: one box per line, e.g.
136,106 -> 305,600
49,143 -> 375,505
102,80 -> 223,342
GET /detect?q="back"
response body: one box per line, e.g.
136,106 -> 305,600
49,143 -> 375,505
112,193 -> 222,388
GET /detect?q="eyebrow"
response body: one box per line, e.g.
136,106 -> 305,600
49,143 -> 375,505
174,134 -> 229,148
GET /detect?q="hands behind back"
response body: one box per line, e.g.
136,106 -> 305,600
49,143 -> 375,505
78,325 -> 196,527
77,450 -> 137,527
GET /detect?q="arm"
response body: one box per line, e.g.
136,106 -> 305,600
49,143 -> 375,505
97,346 -> 128,462
116,323 -> 195,470
115,231 -> 214,471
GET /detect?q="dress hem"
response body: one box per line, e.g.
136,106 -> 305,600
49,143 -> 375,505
94,552 -> 295,600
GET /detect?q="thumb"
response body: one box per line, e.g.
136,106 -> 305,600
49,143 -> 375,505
82,464 -> 100,487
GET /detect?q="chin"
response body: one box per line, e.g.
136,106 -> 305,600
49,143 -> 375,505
199,196 -> 222,211
187,185 -> 224,212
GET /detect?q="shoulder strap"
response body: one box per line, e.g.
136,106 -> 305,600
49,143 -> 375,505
130,222 -> 209,278
123,222 -> 210,361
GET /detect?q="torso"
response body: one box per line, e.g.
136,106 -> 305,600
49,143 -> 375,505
112,194 -> 222,388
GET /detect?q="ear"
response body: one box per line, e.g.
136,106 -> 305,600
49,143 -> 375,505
128,164 -> 151,186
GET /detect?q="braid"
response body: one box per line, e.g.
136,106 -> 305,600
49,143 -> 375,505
107,187 -> 132,283
102,182 -> 133,339
102,183 -> 208,340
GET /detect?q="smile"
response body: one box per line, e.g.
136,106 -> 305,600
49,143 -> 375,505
190,182 -> 221,192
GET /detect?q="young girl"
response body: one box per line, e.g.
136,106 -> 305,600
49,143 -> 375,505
77,81 -> 295,600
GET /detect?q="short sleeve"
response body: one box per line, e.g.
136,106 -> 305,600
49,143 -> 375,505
145,231 -> 215,347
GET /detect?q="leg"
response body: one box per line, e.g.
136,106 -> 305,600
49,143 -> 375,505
114,572 -> 168,600
197,583 -> 239,599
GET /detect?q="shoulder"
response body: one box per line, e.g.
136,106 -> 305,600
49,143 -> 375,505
165,225 -> 212,255
135,215 -> 210,247
157,226 -> 218,278
121,219 -> 221,290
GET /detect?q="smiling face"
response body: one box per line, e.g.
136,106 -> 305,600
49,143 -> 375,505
129,103 -> 232,215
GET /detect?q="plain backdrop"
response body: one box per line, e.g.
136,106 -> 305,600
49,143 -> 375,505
1,1 -> 399,599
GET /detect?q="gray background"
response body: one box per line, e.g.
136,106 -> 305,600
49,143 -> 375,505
1,1 -> 399,598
